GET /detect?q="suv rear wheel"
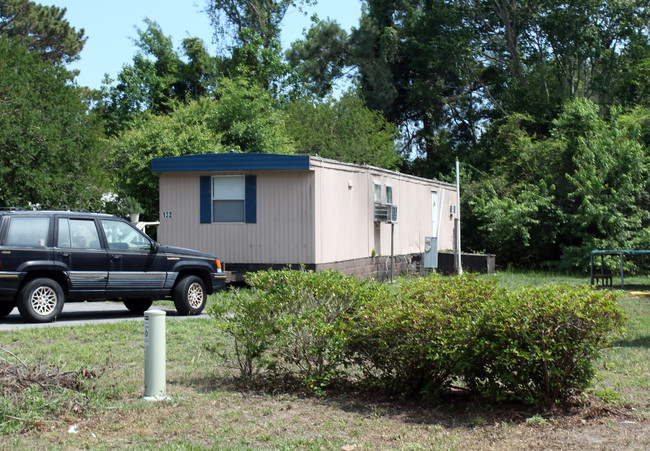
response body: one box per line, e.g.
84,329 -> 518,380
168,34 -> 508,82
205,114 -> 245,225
123,299 -> 153,314
173,275 -> 206,316
17,278 -> 65,323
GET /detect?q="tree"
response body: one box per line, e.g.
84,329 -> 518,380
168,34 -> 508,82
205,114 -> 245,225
286,18 -> 349,97
285,92 -> 402,169
110,77 -> 293,218
0,37 -> 108,209
205,0 -> 314,93
100,19 -> 220,135
205,0 -> 314,49
562,101 -> 650,266
465,178 -> 562,266
349,0 -> 477,162
222,29 -> 289,94
463,99 -> 650,269
0,0 -> 86,63
468,0 -> 650,127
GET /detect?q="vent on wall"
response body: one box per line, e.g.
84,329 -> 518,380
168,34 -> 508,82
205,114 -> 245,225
450,205 -> 457,215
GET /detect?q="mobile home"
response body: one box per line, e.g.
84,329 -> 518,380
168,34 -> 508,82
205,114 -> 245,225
151,153 -> 459,279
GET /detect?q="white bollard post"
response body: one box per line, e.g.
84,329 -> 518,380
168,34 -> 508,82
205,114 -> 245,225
142,309 -> 169,401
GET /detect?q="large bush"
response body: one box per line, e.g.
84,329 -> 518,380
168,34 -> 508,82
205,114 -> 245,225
346,275 -> 500,398
211,271 -> 625,404
462,284 -> 625,404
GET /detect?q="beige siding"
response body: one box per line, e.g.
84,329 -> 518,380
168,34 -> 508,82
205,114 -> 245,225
311,159 -> 456,264
158,171 -> 315,264
313,162 -> 373,263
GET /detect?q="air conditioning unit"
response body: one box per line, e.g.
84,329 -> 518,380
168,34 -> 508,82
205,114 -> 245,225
374,204 -> 398,223
374,203 -> 390,222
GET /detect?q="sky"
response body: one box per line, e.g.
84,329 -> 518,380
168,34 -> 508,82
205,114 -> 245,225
46,0 -> 362,90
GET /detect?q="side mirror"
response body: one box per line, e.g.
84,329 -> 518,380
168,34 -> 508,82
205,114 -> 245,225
150,241 -> 160,253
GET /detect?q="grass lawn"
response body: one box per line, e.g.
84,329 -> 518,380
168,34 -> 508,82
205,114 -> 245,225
0,271 -> 648,449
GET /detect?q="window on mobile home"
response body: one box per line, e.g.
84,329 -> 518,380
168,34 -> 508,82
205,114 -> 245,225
373,182 -> 382,203
385,185 -> 393,204
200,175 -> 256,224
212,176 -> 246,223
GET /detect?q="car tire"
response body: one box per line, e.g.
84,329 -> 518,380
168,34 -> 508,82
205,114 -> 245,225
173,275 -> 206,316
0,301 -> 15,319
123,298 -> 153,314
17,278 -> 65,323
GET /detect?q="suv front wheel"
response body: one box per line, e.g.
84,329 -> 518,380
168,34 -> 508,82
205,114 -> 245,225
17,278 -> 65,323
173,275 -> 206,316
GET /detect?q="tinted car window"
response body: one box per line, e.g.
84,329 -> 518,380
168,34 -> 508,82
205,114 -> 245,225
57,218 -> 71,247
101,220 -> 150,250
5,217 -> 49,247
58,218 -> 102,249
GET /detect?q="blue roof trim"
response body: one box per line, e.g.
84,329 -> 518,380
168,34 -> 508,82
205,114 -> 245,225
151,153 -> 311,172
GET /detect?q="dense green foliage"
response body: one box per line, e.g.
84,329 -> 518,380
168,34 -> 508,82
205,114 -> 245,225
464,100 -> 650,268
0,37 -> 108,209
286,18 -> 349,97
348,275 -> 498,399
285,92 -> 402,169
462,283 -> 626,404
100,19 -> 220,136
212,271 -> 625,405
356,275 -> 624,405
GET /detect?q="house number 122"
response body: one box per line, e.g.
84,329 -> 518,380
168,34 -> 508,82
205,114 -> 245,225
162,211 -> 173,218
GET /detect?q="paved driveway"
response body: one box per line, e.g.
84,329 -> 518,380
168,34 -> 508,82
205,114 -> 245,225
0,302 -> 208,330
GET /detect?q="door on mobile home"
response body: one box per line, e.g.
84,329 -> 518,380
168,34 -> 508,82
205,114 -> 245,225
429,191 -> 440,263
431,191 -> 439,237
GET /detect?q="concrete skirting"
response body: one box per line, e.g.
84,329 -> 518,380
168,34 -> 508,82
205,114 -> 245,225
224,253 -> 495,283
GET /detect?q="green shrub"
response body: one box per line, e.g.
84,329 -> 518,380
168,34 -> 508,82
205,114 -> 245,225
462,284 -> 625,404
209,288 -> 277,378
347,276 -> 624,404
210,268 -> 385,386
347,274 -> 500,399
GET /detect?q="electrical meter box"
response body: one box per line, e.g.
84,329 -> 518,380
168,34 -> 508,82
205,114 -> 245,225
423,236 -> 438,269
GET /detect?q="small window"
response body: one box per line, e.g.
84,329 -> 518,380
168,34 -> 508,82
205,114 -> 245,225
57,218 -> 71,247
6,217 -> 49,247
373,182 -> 382,203
59,218 -> 101,249
212,176 -> 246,223
385,185 -> 393,205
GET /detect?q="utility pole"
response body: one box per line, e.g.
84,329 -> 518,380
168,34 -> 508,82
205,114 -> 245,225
455,159 -> 463,275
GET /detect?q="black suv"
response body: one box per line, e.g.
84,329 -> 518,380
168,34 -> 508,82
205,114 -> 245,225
0,209 -> 226,322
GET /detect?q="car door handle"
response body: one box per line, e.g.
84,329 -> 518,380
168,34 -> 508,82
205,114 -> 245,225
111,255 -> 122,261
58,252 -> 70,258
